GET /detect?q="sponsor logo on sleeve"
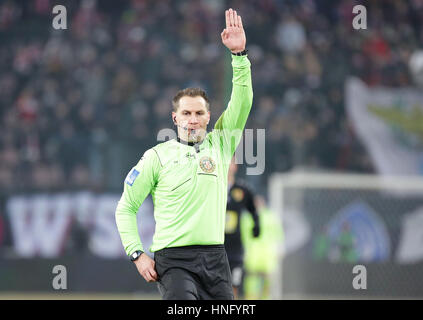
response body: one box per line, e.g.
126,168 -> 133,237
125,169 -> 140,186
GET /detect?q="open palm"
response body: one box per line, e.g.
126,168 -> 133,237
221,9 -> 246,53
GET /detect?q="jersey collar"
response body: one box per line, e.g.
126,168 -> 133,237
175,136 -> 206,153
176,136 -> 197,146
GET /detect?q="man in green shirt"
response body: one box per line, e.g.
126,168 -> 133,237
115,8 -> 253,300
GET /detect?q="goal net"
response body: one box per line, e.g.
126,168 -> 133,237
269,171 -> 423,299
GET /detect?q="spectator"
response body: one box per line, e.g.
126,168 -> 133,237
0,0 -> 420,194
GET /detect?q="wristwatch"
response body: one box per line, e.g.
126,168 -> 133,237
231,49 -> 248,56
130,250 -> 143,261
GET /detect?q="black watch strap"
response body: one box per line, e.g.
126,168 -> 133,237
231,49 -> 248,56
130,250 -> 143,261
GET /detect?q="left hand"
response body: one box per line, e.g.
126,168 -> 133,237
221,8 -> 246,53
253,225 -> 260,238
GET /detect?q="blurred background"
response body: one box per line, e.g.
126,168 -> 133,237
0,0 -> 423,299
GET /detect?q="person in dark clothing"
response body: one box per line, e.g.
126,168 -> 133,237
224,157 -> 260,299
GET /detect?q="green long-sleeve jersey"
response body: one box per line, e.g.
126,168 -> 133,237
115,54 -> 253,255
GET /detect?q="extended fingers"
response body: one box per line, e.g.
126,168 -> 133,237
238,15 -> 243,29
234,10 -> 239,27
226,9 -> 241,28
230,9 -> 236,27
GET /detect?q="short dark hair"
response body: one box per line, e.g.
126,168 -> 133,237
172,88 -> 210,112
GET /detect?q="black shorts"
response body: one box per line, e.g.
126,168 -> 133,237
154,245 -> 234,300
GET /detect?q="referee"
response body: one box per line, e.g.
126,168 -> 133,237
115,8 -> 253,300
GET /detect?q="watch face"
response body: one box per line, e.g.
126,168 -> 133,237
131,251 -> 140,261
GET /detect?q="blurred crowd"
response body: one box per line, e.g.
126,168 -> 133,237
0,0 -> 422,194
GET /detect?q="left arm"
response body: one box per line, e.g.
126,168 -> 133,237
244,187 -> 260,238
214,9 -> 253,155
